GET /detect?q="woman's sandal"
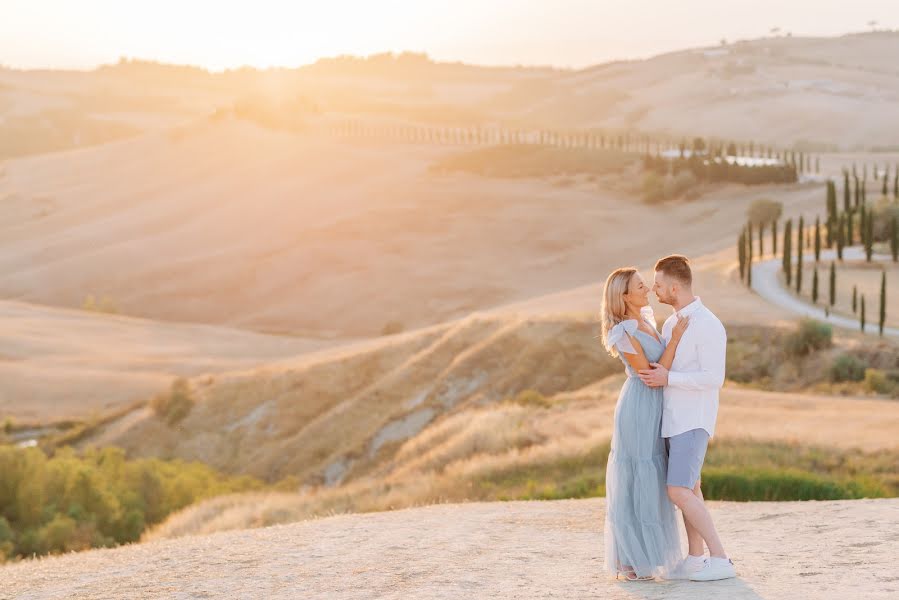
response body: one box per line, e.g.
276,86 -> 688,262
616,566 -> 654,581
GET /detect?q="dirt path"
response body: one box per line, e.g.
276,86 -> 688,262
2,498 -> 896,599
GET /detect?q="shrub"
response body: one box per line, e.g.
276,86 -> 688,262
700,467 -> 884,501
747,198 -> 783,226
864,369 -> 898,395
381,320 -> 404,336
642,172 -> 666,204
870,198 -> 899,242
82,294 -> 118,314
510,389 -> 551,408
150,378 -> 195,426
0,445 -> 262,560
663,170 -> 698,198
829,354 -> 868,382
785,318 -> 832,357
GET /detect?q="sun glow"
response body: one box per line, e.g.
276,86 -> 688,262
2,0 -> 898,71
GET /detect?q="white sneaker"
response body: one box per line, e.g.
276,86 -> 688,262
688,557 -> 736,581
663,555 -> 707,580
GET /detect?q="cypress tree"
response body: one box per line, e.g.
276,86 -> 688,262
783,219 -> 793,286
879,270 -> 886,336
837,213 -> 846,260
866,212 -> 874,262
798,215 -> 805,248
772,219 -> 778,255
883,174 -> 889,196
847,210 -> 854,246
829,261 -> 836,307
796,217 -> 804,294
894,170 -> 898,199
860,294 -> 866,332
860,206 -> 868,258
738,229 -> 746,280
747,221 -> 754,272
758,222 -> 764,257
844,171 -> 851,211
747,249 -> 753,287
814,217 -> 821,262
826,180 -> 837,223
892,215 -> 898,262
812,267 -> 819,303
852,285 -> 858,313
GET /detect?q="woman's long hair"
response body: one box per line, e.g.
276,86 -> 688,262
600,267 -> 637,358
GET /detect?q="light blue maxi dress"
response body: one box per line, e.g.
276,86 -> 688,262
603,316 -> 683,578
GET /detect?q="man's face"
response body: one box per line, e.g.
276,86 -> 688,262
652,270 -> 677,305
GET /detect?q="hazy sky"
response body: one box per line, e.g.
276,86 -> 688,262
2,0 -> 898,71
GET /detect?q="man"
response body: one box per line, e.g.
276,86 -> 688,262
638,254 -> 736,582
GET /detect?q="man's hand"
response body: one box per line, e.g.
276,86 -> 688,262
638,363 -> 669,387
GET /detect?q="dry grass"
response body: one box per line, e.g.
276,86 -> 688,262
88,314 -> 620,484
143,371 -> 899,541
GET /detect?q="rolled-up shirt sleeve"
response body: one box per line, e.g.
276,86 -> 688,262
667,320 -> 726,391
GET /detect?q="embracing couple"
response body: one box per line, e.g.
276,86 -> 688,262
600,254 -> 736,582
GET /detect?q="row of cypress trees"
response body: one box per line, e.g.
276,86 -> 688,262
823,179 -> 898,262
331,120 -> 816,165
736,197 -> 891,336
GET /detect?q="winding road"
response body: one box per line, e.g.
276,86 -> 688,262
750,246 -> 899,338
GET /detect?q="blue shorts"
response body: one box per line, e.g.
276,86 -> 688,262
665,428 -> 710,489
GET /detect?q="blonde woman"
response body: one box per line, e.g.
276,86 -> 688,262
600,267 -> 689,581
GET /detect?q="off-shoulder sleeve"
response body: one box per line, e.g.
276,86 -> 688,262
607,319 -> 639,354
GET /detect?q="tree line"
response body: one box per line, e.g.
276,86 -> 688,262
330,120 -> 812,167
0,445 -> 263,561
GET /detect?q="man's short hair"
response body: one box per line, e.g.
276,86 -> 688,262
654,254 -> 692,286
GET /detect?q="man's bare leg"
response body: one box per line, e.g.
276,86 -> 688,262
682,479 -> 706,557
668,483 -> 726,558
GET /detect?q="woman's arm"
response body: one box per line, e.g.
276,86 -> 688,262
619,332 -> 651,372
655,316 -> 689,370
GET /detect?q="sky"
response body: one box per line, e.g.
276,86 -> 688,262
2,0 -> 898,71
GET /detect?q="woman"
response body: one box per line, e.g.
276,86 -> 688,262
600,267 -> 688,581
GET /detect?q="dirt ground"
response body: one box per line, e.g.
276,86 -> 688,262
1,497 -> 896,599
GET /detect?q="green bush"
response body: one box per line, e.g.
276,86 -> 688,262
150,378 -> 195,426
0,445 -> 262,560
870,198 -> 899,242
700,467 -> 884,501
864,368 -> 899,395
830,354 -> 869,382
468,438 -> 898,503
785,318 -> 832,357
746,198 -> 783,226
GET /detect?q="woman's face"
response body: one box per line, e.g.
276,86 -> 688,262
624,272 -> 650,310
